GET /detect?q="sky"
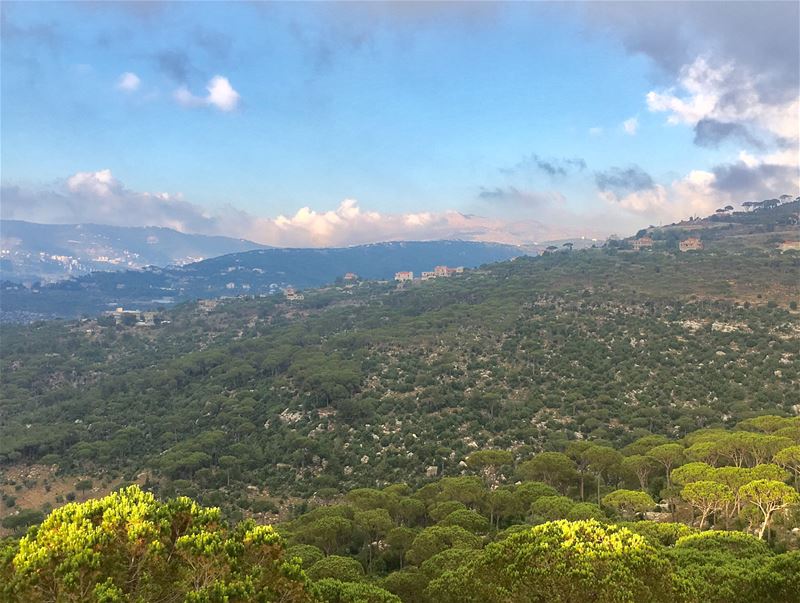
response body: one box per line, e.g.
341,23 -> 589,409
1,1 -> 798,246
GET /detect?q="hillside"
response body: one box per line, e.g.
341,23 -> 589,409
0,240 -> 525,322
1,206 -> 799,602
1,229 -> 797,505
0,220 -> 268,282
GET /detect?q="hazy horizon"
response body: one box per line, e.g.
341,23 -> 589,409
2,1 -> 798,247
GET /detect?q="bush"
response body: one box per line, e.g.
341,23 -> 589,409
307,555 -> 365,582
314,579 -> 401,603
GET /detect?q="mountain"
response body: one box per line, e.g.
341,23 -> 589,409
0,220 -> 269,282
0,240 -> 526,322
1,206 -> 799,597
1,214 -> 796,506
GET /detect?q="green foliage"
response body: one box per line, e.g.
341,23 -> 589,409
602,489 -> 656,519
427,520 -> 674,603
405,525 -> 482,566
313,579 -> 401,603
2,486 -> 312,602
307,555 -> 365,582
286,544 -> 325,569
437,509 -> 490,534
675,531 -> 772,557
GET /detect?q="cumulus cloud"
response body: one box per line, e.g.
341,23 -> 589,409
116,71 -> 140,92
622,116 -> 638,135
646,57 -> 799,149
584,1 -> 799,100
1,169 -> 573,246
598,169 -> 718,221
587,3 -> 799,204
2,169 -> 218,234
174,75 -> 240,111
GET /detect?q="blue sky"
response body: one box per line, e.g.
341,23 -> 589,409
2,2 -> 797,246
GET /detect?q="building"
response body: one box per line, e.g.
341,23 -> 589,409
632,236 -> 654,251
394,271 -> 414,282
434,265 -> 450,277
421,271 -> 436,280
343,272 -> 358,281
679,237 -> 704,252
284,286 -> 304,301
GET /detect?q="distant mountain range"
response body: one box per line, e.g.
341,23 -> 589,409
0,240 -> 527,322
0,220 -> 269,282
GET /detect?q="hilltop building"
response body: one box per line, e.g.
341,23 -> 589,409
632,236 -> 654,250
679,237 -> 704,252
283,286 -> 304,301
343,272 -> 358,281
394,271 -> 414,282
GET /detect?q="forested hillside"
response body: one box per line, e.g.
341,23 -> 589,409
1,239 -> 797,504
1,209 -> 799,601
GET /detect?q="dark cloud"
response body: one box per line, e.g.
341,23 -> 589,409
595,166 -> 655,197
192,28 -> 233,60
711,162 -> 798,199
154,50 -> 194,83
501,154 -> 586,178
693,119 -> 765,150
583,1 -> 799,100
0,11 -> 61,51
478,186 -> 558,207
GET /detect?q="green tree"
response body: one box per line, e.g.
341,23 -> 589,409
602,489 -> 655,520
681,481 -> 734,529
307,555 -> 365,582
517,452 -> 576,493
622,455 -> 659,491
355,509 -> 393,571
774,445 -> 800,489
405,525 -> 482,566
313,578 -> 401,603
739,479 -> 800,539
5,486 -> 311,602
585,446 -> 624,504
427,520 -> 674,603
647,444 -> 685,488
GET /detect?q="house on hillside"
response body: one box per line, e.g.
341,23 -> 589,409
433,265 -> 464,276
343,272 -> 358,281
632,236 -> 654,251
394,271 -> 414,282
283,286 -> 304,301
679,237 -> 704,252
421,271 -> 436,280
778,241 -> 800,252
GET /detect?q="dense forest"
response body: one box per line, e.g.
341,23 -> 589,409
0,203 -> 798,601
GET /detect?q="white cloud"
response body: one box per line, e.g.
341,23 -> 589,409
600,168 -> 733,223
116,72 -> 141,92
646,57 -> 799,146
2,169 -> 576,246
206,76 -> 240,111
174,75 -> 240,112
622,116 -> 638,135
